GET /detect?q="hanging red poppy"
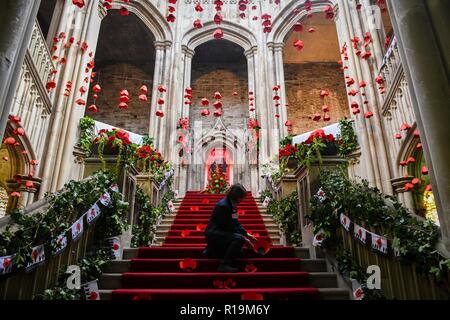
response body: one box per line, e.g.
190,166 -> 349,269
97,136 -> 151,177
139,94 -> 147,102
324,114 -> 331,122
156,110 -> 164,117
293,22 -> 303,32
72,0 -> 85,9
364,111 -> 374,119
88,104 -> 98,113
213,28 -> 224,39
293,39 -> 304,51
201,109 -> 210,116
140,85 -> 148,94
93,84 -> 101,93
76,98 -> 86,106
195,3 -> 203,12
322,105 -> 330,113
193,19 -> 203,29
201,98 -> 209,106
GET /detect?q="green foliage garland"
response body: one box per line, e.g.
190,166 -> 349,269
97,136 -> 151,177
308,169 -> 450,293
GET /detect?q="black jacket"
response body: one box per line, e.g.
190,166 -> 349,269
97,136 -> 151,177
205,196 -> 247,238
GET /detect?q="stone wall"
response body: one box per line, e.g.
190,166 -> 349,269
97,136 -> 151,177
284,62 -> 349,135
190,62 -> 249,130
86,63 -> 153,135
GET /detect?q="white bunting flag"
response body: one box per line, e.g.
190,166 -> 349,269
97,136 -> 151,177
393,246 -> 401,257
316,188 -> 327,203
106,236 -> 122,260
99,192 -> 112,207
71,216 -> 84,241
312,229 -> 325,247
26,244 -> 45,272
262,197 -> 271,208
353,287 -> 365,300
353,223 -> 367,244
86,203 -> 101,224
82,280 -> 100,300
371,233 -> 388,254
168,200 -> 175,212
110,183 -> 119,193
52,233 -> 68,255
340,213 -> 351,231
0,255 -> 14,275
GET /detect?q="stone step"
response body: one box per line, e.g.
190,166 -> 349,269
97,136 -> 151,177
98,272 -> 338,290
99,287 -> 350,300
103,258 -> 327,274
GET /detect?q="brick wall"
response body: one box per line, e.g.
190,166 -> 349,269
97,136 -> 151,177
284,62 -> 349,135
86,63 -> 153,135
190,63 -> 248,130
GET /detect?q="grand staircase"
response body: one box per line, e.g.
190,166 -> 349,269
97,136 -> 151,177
98,192 -> 350,300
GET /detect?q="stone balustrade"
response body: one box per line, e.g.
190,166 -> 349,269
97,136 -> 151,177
27,19 -> 55,85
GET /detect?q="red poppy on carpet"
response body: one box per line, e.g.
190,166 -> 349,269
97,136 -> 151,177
224,278 -> 236,289
245,262 -> 257,273
237,209 -> 246,216
196,224 -> 207,231
201,198 -> 209,204
348,90 -> 358,96
87,104 -> 97,113
181,229 -> 190,237
241,292 -> 264,300
190,206 -> 199,211
140,85 -> 148,94
179,258 -> 197,272
253,239 -> 271,255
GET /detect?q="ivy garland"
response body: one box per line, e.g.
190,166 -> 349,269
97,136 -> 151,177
262,190 -> 301,246
308,169 -> 450,295
0,171 -> 129,274
336,118 -> 359,157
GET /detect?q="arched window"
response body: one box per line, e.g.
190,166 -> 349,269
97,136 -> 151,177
409,150 -> 438,225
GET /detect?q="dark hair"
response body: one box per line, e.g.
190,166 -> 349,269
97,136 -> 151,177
226,184 -> 247,202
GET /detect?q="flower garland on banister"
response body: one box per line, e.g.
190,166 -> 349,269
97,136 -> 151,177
308,169 -> 450,298
0,171 -> 130,300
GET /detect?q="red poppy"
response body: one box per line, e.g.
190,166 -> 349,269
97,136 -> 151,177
166,14 -> 176,23
293,22 -> 303,32
404,183 -> 414,191
293,39 -> 304,51
346,78 -> 355,87
245,263 -> 257,273
140,85 -> 148,94
400,123 -> 411,131
411,177 -> 421,185
237,209 -> 246,216
11,192 -> 20,197
76,98 -> 86,106
46,80 -> 56,92
413,130 -> 420,138
425,184 -> 432,192
132,294 -> 152,300
195,3 -> 203,11
72,0 -> 85,9
190,206 -> 199,211
364,111 -> 373,119
214,12 -> 223,24
361,51 -> 372,60
213,101 -> 222,109
320,90 -> 329,98
253,239 -> 271,255
88,292 -> 98,300
181,230 -> 190,237
348,90 -> 358,96
25,181 -> 34,189
193,19 -> 203,29
214,110 -> 222,117
119,102 -> 128,110
3,137 -> 16,145
406,156 -> 416,164
375,75 -> 384,85
324,114 -> 331,122
312,113 -> 321,121
213,279 -> 223,289
224,278 -> 236,289
157,98 -> 165,105
139,94 -> 147,102
394,133 -> 402,139
213,28 -> 224,39
113,243 -> 120,251
3,258 -> 10,269
196,224 -> 207,231
8,115 -> 21,123
13,127 -> 25,136
179,258 -> 197,272
32,249 -> 39,260
201,109 -> 210,117
88,104 -> 98,113
156,109 -> 164,117
241,292 -> 264,300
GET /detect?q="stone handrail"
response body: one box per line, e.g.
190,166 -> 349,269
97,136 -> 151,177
28,19 -> 55,85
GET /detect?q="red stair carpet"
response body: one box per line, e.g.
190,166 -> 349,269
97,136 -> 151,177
111,191 -> 320,300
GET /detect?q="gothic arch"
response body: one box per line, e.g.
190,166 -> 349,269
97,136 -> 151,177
110,0 -> 173,43
182,20 -> 257,52
397,122 -> 420,177
269,0 -> 338,44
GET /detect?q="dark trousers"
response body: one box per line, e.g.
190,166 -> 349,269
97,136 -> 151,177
205,233 -> 245,265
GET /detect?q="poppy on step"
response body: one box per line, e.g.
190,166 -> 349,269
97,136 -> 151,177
245,262 -> 257,273
179,258 -> 197,272
181,230 -> 190,237
241,292 -> 264,300
253,239 -> 271,255
190,206 -> 199,211
201,198 -> 209,204
196,224 -> 207,231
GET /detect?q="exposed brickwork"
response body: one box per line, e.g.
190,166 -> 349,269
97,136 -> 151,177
284,62 -> 349,135
86,63 -> 153,135
190,63 -> 248,130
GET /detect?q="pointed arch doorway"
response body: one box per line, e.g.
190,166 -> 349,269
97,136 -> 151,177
205,147 -> 232,188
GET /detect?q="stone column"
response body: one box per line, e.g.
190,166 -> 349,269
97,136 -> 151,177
335,0 -> 377,187
387,0 -> 450,253
149,42 -> 165,141
344,0 -> 393,195
273,43 -> 289,139
0,0 -> 41,142
54,0 -> 106,190
38,0 -> 105,196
